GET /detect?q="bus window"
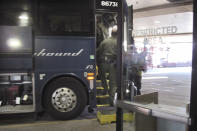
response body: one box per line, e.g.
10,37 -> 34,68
36,0 -> 94,36
0,0 -> 32,26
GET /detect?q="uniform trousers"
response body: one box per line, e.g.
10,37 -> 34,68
98,62 -> 117,104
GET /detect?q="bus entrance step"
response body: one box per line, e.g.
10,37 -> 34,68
96,87 -> 107,95
97,104 -> 110,107
96,95 -> 110,105
96,107 -> 134,124
96,80 -> 109,87
96,80 -> 110,106
96,80 -> 109,95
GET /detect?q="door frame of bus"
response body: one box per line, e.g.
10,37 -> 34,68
116,0 -> 197,131
189,0 -> 197,130
116,0 -> 124,131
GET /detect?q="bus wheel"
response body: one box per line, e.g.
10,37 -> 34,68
43,77 -> 87,120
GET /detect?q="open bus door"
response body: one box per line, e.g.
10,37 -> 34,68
94,0 -> 124,125
95,1 -> 121,92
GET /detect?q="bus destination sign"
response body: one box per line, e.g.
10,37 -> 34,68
96,0 -> 119,11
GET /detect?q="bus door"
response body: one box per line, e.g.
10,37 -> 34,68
95,11 -> 117,103
94,0 -> 122,125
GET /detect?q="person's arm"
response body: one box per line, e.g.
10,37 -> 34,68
96,40 -> 106,61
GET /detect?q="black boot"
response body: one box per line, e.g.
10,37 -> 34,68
137,89 -> 141,95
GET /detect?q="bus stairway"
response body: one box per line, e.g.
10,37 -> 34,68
96,80 -> 134,124
96,80 -> 110,107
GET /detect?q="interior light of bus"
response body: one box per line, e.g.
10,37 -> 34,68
18,14 -> 29,20
18,13 -> 29,26
7,38 -> 21,49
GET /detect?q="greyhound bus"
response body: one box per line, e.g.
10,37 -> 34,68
0,0 -> 123,120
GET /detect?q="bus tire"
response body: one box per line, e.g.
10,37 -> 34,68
43,77 -> 87,120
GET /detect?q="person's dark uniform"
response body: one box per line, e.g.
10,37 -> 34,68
97,28 -> 117,105
126,46 -> 146,95
96,21 -> 109,48
137,50 -> 147,95
131,66 -> 142,95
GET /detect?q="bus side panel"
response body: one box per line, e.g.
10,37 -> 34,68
34,36 -> 96,111
34,36 -> 95,70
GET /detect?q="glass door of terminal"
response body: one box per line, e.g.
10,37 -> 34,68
116,0 -> 195,131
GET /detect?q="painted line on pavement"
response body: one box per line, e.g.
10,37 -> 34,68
0,118 -> 97,129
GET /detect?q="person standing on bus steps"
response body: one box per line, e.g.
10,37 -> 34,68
97,27 -> 117,106
96,17 -> 108,49
96,13 -> 116,91
96,13 -> 116,48
96,14 -> 113,83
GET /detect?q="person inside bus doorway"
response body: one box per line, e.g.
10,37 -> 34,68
96,13 -> 117,93
96,13 -> 116,48
97,26 -> 117,106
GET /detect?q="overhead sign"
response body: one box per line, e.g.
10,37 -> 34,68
133,26 -> 178,37
96,0 -> 119,11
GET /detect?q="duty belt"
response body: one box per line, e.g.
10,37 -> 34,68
100,56 -> 115,63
